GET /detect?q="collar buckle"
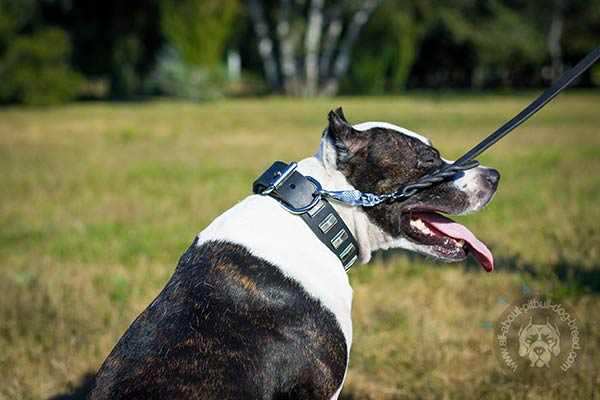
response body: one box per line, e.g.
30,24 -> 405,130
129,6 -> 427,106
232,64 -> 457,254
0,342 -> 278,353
259,161 -> 298,195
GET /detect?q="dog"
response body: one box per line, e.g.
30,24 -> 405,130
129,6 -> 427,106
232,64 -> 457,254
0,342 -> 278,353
88,108 -> 499,399
518,317 -> 561,368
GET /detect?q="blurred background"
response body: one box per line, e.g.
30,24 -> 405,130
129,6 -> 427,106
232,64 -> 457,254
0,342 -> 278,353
0,0 -> 599,104
0,1 -> 599,399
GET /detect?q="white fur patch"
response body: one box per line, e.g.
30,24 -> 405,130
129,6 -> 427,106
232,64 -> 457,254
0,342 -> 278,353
451,166 -> 497,212
194,168 -> 355,351
353,121 -> 432,145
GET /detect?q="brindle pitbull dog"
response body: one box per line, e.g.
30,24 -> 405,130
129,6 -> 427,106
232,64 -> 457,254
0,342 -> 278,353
88,108 -> 499,399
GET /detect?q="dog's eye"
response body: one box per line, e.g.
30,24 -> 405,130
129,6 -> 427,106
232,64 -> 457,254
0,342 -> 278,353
418,157 -> 439,169
526,334 -> 538,344
542,334 -> 555,344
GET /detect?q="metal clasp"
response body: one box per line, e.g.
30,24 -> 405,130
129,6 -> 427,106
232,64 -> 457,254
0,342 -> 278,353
278,176 -> 323,215
261,162 -> 298,195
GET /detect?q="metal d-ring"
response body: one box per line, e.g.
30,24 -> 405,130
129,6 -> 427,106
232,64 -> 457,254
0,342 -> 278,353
278,176 -> 323,215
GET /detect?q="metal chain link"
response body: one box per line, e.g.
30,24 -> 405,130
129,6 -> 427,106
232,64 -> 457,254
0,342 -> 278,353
317,159 -> 479,207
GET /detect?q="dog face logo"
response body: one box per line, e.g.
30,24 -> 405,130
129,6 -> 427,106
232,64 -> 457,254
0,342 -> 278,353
518,317 -> 561,368
494,296 -> 584,384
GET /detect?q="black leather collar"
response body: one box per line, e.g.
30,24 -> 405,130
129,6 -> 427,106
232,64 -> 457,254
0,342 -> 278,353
253,161 -> 359,271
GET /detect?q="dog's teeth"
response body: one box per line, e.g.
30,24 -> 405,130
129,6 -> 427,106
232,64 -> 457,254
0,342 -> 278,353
456,239 -> 465,247
410,218 -> 433,235
410,218 -> 425,229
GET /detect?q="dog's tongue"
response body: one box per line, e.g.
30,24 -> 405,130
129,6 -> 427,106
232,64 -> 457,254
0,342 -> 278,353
413,212 -> 494,272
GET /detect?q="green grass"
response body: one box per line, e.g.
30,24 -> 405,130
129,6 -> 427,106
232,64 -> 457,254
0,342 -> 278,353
1,93 -> 599,399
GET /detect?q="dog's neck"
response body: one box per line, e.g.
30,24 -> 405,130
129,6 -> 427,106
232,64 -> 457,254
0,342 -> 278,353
296,133 -> 411,264
293,141 -> 369,264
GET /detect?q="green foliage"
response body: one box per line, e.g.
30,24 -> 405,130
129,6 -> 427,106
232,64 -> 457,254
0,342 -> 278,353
0,1 -> 14,52
0,0 -> 598,101
344,0 -> 431,93
562,0 -> 600,56
345,0 -> 600,91
110,34 -> 144,99
439,0 -> 546,86
147,45 -> 229,100
161,0 -> 239,68
0,27 -> 82,106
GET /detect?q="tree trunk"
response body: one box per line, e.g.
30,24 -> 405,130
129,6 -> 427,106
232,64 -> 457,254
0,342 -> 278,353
247,0 -> 280,92
304,0 -> 325,96
319,4 -> 343,80
547,0 -> 564,83
394,7 -> 424,91
277,0 -> 299,94
247,0 -> 382,96
320,0 -> 384,96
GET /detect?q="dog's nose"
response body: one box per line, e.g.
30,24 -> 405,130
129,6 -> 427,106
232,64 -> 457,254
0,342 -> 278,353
534,347 -> 545,355
484,168 -> 500,187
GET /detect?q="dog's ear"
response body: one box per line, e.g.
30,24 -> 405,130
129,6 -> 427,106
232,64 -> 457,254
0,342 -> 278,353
334,106 -> 348,123
547,318 -> 560,337
327,109 -> 367,158
517,317 -> 533,357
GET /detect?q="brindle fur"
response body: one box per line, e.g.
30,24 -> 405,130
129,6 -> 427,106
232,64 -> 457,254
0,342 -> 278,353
88,241 -> 347,400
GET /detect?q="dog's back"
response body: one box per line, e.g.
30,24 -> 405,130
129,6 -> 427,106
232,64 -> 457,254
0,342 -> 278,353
87,240 -> 347,400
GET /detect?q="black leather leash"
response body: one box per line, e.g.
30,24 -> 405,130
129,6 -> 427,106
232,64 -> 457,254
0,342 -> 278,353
253,161 -> 359,270
390,44 -> 600,200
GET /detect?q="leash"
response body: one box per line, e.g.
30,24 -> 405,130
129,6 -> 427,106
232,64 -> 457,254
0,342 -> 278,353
318,44 -> 600,207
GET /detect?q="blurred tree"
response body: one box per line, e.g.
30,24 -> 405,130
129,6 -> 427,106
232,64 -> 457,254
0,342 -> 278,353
510,0 -> 600,84
146,45 -> 229,100
148,0 -> 239,100
430,0 -> 545,87
343,0 -> 433,93
0,2 -> 13,52
60,0 -> 162,99
0,27 -> 82,105
161,0 -> 239,68
0,0 -> 83,105
1,0 -> 598,103
560,0 -> 600,85
346,0 -> 600,92
246,0 -> 384,96
545,0 -> 565,83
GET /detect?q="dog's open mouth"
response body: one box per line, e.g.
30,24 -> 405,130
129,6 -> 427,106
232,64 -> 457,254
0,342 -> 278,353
400,212 -> 494,272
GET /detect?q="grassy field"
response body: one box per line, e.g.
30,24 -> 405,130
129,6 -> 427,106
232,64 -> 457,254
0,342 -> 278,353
0,93 -> 598,399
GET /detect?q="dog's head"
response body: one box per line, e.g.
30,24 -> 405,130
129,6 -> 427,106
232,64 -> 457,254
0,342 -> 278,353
319,107 -> 500,271
518,317 -> 561,368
